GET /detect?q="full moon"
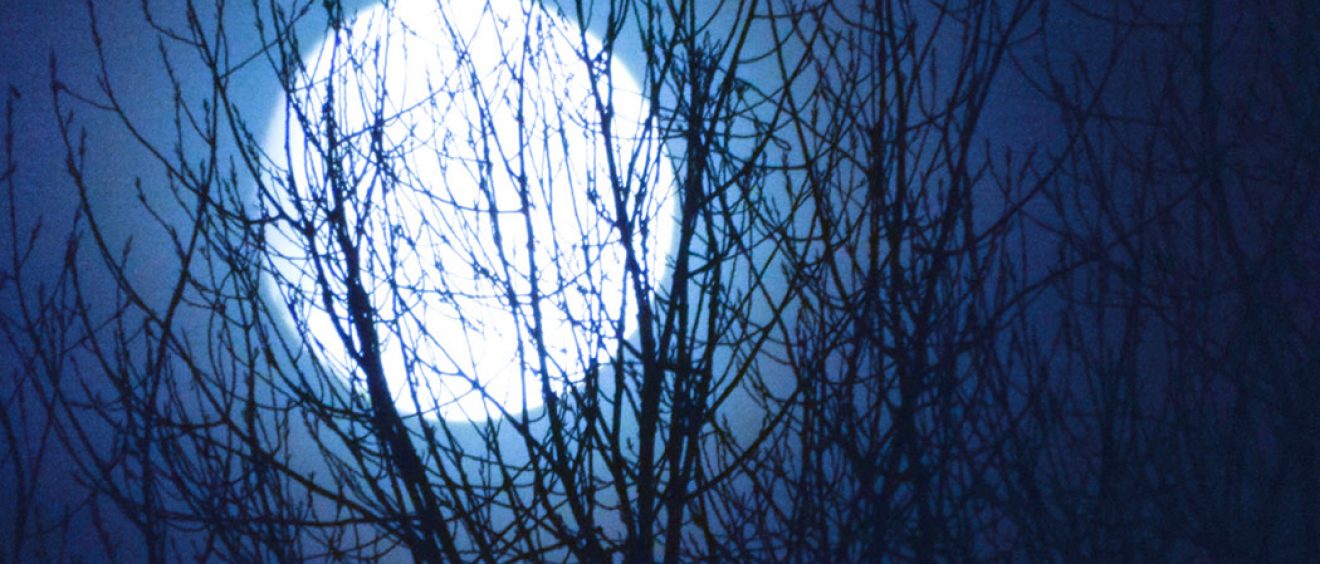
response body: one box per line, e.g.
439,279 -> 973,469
263,0 -> 675,422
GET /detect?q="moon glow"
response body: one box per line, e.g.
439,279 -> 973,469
264,0 -> 674,422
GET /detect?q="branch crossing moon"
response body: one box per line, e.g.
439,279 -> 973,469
263,0 -> 675,422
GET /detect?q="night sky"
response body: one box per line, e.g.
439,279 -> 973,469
2,0 -> 1317,561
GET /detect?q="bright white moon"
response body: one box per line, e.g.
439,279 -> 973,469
263,0 -> 675,422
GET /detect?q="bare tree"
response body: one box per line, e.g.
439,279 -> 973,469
2,0 -> 1315,561
5,0 -> 801,560
719,0 -> 1072,561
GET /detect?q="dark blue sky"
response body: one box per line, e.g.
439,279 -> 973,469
6,1 -> 1313,561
